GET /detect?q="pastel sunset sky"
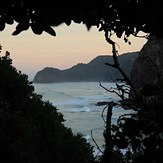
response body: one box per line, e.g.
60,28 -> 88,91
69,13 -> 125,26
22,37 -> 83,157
0,22 -> 147,80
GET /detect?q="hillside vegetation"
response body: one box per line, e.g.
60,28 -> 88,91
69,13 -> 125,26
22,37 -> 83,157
0,51 -> 94,163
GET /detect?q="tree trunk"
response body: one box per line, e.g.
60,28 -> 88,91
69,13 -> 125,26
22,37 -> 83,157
101,102 -> 115,163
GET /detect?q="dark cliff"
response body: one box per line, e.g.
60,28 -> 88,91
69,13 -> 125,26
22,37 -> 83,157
131,36 -> 163,90
33,52 -> 138,83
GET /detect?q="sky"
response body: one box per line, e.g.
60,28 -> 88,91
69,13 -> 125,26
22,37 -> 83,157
0,22 -> 147,80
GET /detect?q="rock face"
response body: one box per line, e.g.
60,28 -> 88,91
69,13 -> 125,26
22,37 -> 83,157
33,52 -> 138,83
131,36 -> 163,90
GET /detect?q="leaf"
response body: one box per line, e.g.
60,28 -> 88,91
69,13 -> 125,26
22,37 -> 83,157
4,15 -> 14,25
0,19 -> 5,31
73,18 -> 82,24
31,23 -> 43,35
114,135 -> 128,149
85,23 -> 92,30
16,22 -> 29,31
43,26 -> 56,36
98,26 -> 104,32
12,23 -> 29,35
124,37 -> 128,43
5,51 -> 10,57
12,29 -> 22,36
65,20 -> 71,26
116,30 -> 123,38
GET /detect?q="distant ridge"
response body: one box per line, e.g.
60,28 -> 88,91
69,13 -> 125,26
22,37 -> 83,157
33,52 -> 139,83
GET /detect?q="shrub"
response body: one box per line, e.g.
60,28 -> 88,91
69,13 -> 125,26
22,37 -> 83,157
0,50 -> 94,163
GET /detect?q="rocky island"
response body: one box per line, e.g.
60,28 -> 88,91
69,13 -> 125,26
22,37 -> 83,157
33,52 -> 138,83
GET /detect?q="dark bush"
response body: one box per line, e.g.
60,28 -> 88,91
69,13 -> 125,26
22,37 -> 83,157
0,50 -> 94,163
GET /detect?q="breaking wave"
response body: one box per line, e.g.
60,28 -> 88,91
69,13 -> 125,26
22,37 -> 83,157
68,106 -> 91,113
53,98 -> 89,106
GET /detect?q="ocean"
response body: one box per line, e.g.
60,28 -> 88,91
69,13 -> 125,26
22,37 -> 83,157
33,82 -> 132,153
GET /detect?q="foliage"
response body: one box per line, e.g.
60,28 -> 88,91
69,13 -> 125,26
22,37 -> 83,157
0,49 -> 94,163
0,0 -> 163,39
98,35 -> 163,162
0,0 -> 105,35
99,0 -> 163,42
107,80 -> 163,163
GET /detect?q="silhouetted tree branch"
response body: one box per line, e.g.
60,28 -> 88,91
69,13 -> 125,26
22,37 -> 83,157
104,27 -> 137,98
98,27 -> 163,162
0,0 -> 163,38
91,130 -> 103,155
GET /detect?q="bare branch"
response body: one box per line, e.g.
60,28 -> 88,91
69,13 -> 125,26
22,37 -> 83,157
99,81 -> 131,103
101,105 -> 107,123
104,28 -> 137,97
91,130 -> 104,154
99,81 -> 121,98
105,62 -> 116,68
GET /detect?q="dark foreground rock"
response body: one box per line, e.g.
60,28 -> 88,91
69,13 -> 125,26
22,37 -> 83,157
131,36 -> 163,90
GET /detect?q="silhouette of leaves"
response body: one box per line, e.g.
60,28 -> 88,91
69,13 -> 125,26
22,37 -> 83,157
0,1 -> 162,38
12,23 -> 29,35
0,19 -> 5,31
31,23 -> 43,35
4,15 -> 14,25
43,26 -> 56,36
65,20 -> 71,26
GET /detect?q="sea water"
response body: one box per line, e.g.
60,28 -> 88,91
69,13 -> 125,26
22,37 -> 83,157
33,82 -> 132,152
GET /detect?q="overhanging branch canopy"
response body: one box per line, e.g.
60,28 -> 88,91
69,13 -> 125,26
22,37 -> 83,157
0,0 -> 162,38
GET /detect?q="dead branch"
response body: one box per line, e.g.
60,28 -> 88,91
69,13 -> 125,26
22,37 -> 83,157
104,28 -> 137,97
99,81 -> 121,98
91,130 -> 104,154
99,81 -> 130,102
101,105 -> 107,123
